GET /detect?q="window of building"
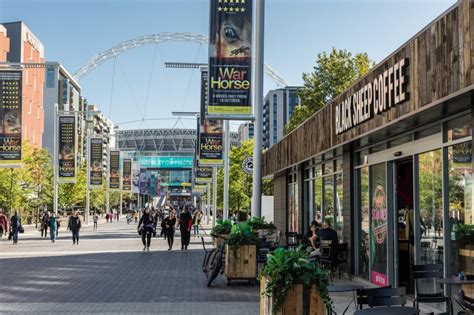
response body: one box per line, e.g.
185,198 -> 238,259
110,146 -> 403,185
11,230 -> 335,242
446,115 -> 472,142
288,173 -> 300,233
358,166 -> 370,280
448,141 -> 472,277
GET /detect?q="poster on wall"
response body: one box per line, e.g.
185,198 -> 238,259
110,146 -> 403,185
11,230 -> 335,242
198,117 -> 224,166
0,71 -> 22,167
89,138 -> 103,189
122,158 -> 132,191
208,0 -> 253,119
58,115 -> 76,182
149,173 -> 159,197
109,150 -> 120,190
370,163 -> 388,287
131,161 -> 140,193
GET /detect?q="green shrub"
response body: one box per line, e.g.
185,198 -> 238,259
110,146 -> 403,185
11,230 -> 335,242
247,216 -> 277,230
210,219 -> 232,237
260,247 -> 333,313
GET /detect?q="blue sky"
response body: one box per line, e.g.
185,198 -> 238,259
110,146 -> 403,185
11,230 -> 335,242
0,0 -> 456,131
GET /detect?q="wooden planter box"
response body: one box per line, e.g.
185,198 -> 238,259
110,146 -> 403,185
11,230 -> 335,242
225,244 -> 257,280
260,277 -> 326,315
213,234 -> 229,248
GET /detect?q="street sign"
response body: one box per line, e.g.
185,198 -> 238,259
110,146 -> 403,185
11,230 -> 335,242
242,156 -> 253,175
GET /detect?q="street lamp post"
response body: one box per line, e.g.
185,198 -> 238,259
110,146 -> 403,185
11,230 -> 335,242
251,0 -> 265,218
223,120 -> 230,220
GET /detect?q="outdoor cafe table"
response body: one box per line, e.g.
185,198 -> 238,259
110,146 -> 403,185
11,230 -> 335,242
354,306 -> 419,315
328,284 -> 364,315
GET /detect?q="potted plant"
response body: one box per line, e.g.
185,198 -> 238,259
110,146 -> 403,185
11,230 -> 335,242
225,222 -> 259,283
247,216 -> 278,242
211,219 -> 232,247
260,247 -> 333,314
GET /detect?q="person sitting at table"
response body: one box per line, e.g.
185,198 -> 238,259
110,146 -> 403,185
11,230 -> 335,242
310,220 -> 338,257
305,221 -> 320,257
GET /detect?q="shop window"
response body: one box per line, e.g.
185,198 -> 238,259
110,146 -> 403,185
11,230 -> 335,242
358,167 -> 370,280
288,181 -> 299,233
448,142 -> 473,276
323,176 -> 334,225
414,125 -> 440,140
446,115 -> 472,142
313,177 -> 323,223
369,143 -> 386,154
355,149 -> 369,167
388,134 -> 413,148
336,158 -> 343,173
335,173 -> 343,241
324,162 -> 333,175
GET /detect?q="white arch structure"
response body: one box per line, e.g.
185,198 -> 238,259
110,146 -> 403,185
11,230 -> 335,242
73,32 -> 289,87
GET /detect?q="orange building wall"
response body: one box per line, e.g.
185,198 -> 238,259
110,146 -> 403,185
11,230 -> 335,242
0,27 -> 9,62
21,39 -> 44,149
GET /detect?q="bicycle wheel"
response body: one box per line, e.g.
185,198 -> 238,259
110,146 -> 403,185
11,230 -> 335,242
203,248 -> 217,276
207,251 -> 223,287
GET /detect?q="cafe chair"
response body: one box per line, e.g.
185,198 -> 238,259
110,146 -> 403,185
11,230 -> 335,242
333,243 -> 351,280
457,290 -> 474,314
356,286 -> 392,309
285,232 -> 298,248
318,240 -> 337,281
412,264 -> 453,315
365,287 -> 407,307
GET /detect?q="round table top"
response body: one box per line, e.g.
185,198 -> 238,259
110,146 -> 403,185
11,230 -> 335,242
354,306 -> 419,315
328,284 -> 364,292
437,277 -> 474,284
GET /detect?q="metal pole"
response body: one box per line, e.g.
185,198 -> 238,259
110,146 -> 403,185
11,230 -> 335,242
223,120 -> 230,220
119,191 -> 123,216
106,149 -> 110,216
85,111 -> 91,225
251,0 -> 265,218
53,104 -> 59,215
212,166 -> 217,227
206,182 -> 211,224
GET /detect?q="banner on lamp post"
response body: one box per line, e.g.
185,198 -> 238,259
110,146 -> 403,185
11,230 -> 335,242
109,150 -> 120,190
58,115 -> 76,182
0,71 -> 22,167
198,116 -> 224,166
122,158 -> 132,191
131,161 -> 140,194
89,138 -> 103,189
208,0 -> 253,119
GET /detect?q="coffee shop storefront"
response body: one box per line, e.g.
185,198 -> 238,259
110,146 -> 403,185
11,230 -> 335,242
263,0 -> 473,293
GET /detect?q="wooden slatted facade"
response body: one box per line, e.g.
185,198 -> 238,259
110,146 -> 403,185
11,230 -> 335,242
263,0 -> 473,177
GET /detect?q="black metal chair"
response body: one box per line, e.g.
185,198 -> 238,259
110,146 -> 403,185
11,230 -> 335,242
285,232 -> 298,248
333,243 -> 351,280
366,287 -> 407,307
457,290 -> 474,314
412,264 -> 453,315
356,286 -> 392,309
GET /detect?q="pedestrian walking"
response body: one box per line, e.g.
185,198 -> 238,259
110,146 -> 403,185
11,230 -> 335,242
163,211 -> 176,250
49,215 -> 57,243
0,209 -> 8,240
10,210 -> 22,245
126,212 -> 132,225
138,208 -> 155,252
134,211 -> 138,224
192,209 -> 203,238
40,211 -> 49,238
93,213 -> 99,230
178,206 -> 192,250
105,213 -> 110,223
67,210 -> 82,245
56,219 -> 60,238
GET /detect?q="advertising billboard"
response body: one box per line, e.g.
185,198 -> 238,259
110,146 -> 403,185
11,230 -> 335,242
89,138 -> 103,189
58,115 -> 76,182
131,161 -> 140,193
198,117 -> 224,166
0,71 -> 22,167
122,158 -> 132,191
195,166 -> 213,183
208,0 -> 253,119
109,150 -> 120,190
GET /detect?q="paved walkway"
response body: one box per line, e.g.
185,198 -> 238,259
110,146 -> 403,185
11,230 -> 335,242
0,220 -> 259,314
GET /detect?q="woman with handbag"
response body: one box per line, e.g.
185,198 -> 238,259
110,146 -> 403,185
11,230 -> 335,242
138,208 -> 155,252
10,210 -> 22,245
163,211 -> 177,250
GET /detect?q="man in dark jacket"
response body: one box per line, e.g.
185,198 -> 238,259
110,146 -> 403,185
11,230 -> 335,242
178,206 -> 193,250
10,210 -> 21,245
41,211 -> 50,238
67,211 -> 81,245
